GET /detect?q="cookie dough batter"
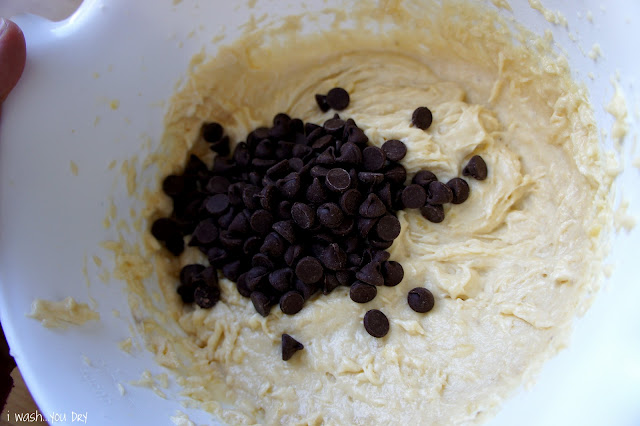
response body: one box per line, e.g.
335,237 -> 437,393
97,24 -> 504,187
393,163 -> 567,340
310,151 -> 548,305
28,297 -> 99,329
121,0 -> 613,424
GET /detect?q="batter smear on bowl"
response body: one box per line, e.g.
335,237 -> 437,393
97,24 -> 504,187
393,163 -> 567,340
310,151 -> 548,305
118,0 -> 614,424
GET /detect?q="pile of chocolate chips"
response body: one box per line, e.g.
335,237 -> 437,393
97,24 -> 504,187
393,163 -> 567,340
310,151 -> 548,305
151,88 -> 487,350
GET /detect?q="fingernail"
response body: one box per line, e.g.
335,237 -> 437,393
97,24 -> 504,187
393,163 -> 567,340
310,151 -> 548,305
0,18 -> 7,38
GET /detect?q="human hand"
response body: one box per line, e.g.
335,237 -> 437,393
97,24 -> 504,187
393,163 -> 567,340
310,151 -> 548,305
0,18 -> 26,104
0,17 -> 26,410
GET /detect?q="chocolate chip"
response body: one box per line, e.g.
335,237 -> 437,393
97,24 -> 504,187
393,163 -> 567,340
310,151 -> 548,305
427,181 -> 453,205
317,203 -> 344,229
299,157 -> 317,175
270,125 -> 289,141
369,239 -> 393,250
324,118 -> 345,135
357,171 -> 385,186
251,254 -> 273,270
212,156 -> 235,174
412,170 -> 437,188
367,249 -> 390,263
350,282 -> 377,303
199,266 -> 219,288
162,175 -> 186,197
337,142 -> 362,165
165,235 -> 185,256
246,266 -> 269,291
295,256 -> 324,284
272,220 -> 296,244
411,106 -> 433,130
316,146 -> 337,165
346,126 -> 368,145
227,213 -> 250,235
408,287 -> 434,313
191,218 -> 219,245
340,189 -> 363,216
180,264 -> 206,287
177,283 -> 196,304
233,142 -> 251,167
362,146 -> 386,171
293,144 -> 313,159
251,291 -> 272,317
257,185 -> 277,210
381,140 -> 407,161
214,206 -> 233,229
304,122 -> 321,136
331,216 -> 354,236
288,157 -> 304,172
242,185 -> 261,210
269,268 -> 294,292
207,247 -> 229,268
243,236 -> 262,255
356,262 -> 384,286
219,207 -> 239,230
278,200 -> 292,220
220,260 -> 242,281
420,204 -> 445,223
446,177 -> 470,204
291,202 -> 316,229
306,177 -> 329,204
319,243 -> 347,271
273,112 -> 291,127
313,233 -> 333,245
194,285 -> 220,309
363,309 -> 389,337
359,193 -> 387,218
254,139 -> 274,159
282,334 -> 304,361
312,134 -> 335,152
266,159 -> 291,178
326,87 -> 350,110
357,217 -> 379,239
233,273 -> 250,297
205,194 -> 230,215
280,291 -> 305,315
276,172 -> 301,198
401,184 -> 427,209
209,136 -> 231,156
463,155 -> 488,180
251,158 -> 277,172
323,273 -> 341,294
295,279 -> 318,300
315,94 -> 330,112
202,122 -> 224,142
325,168 -> 351,193
206,176 -> 231,194
151,218 -> 181,242
228,182 -> 247,206
184,154 -> 208,177
376,215 -> 401,241
250,210 -> 274,235
382,261 -> 403,286
311,165 -> 330,178
384,164 -> 407,185
284,244 -> 303,267
248,127 -> 270,147
260,232 -> 286,258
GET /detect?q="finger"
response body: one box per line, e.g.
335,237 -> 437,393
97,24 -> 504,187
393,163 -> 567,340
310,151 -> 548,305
0,322 -> 16,411
0,18 -> 27,104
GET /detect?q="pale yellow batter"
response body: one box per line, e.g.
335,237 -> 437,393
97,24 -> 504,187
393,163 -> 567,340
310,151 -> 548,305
28,297 -> 99,329
114,0 -> 613,424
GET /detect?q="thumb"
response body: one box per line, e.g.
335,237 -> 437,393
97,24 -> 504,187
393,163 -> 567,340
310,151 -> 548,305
0,18 -> 27,104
